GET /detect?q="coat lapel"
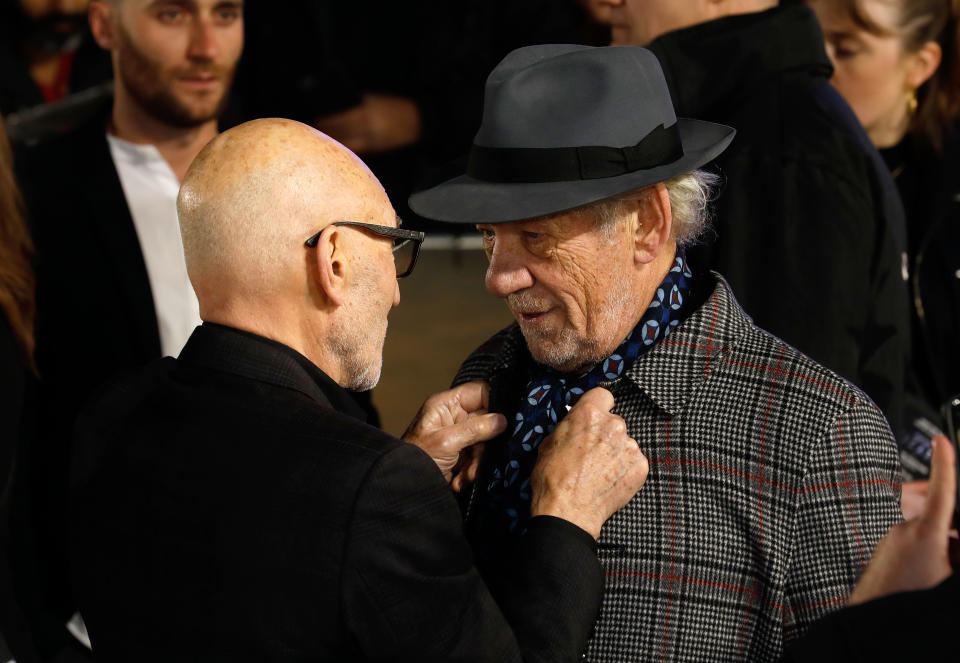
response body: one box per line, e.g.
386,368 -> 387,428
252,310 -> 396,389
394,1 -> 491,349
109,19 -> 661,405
78,119 -> 161,358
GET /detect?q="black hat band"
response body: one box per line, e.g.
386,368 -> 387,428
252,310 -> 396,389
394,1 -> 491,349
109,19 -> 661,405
467,123 -> 684,184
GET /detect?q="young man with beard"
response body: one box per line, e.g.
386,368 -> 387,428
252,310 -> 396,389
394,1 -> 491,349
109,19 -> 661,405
10,1 -> 241,658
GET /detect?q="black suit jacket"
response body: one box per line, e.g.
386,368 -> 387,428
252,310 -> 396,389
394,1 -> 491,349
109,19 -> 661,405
69,323 -> 603,662
782,573 -> 960,661
12,114 -> 379,651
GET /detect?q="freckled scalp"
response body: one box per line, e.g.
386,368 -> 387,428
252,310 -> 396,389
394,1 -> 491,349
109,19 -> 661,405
178,118 -> 390,300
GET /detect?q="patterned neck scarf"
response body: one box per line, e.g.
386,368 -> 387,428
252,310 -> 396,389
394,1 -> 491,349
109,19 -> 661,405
484,248 -> 694,535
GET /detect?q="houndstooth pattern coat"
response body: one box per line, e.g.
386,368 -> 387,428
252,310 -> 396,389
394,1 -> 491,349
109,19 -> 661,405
454,274 -> 902,663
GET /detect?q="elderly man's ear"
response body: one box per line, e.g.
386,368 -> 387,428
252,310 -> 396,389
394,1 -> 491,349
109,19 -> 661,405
312,225 -> 348,306
631,183 -> 673,264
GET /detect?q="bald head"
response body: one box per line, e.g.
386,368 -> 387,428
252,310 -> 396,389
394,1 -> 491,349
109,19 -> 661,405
178,118 -> 390,313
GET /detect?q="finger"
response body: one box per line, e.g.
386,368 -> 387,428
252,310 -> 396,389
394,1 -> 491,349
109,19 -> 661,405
901,480 -> 929,497
435,413 -> 506,454
466,445 -> 484,482
571,386 -> 615,413
452,381 -> 491,415
921,435 -> 957,531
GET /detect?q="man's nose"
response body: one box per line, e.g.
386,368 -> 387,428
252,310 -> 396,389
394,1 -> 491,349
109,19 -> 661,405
187,19 -> 218,61
485,243 -> 534,299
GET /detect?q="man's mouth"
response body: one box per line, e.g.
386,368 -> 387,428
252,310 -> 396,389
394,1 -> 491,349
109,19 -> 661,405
516,309 -> 552,324
179,76 -> 219,90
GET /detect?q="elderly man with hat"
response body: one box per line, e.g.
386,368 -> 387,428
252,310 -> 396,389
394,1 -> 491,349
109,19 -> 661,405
411,45 -> 902,663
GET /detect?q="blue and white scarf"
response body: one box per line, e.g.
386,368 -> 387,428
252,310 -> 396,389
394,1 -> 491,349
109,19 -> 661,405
484,249 -> 694,534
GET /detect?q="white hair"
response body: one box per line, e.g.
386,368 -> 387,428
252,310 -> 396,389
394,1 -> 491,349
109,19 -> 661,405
590,169 -> 720,245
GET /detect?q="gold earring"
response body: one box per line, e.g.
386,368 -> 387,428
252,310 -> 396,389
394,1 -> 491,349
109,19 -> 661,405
907,88 -> 918,116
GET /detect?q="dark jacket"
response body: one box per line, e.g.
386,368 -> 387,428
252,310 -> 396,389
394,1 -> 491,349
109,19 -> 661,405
12,111 -> 383,657
0,314 -> 41,663
782,573 -> 959,661
70,323 -> 604,662
648,5 -> 910,436
881,131 -> 960,413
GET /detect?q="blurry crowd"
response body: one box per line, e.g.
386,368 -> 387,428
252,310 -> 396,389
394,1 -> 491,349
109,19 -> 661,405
0,0 -> 958,661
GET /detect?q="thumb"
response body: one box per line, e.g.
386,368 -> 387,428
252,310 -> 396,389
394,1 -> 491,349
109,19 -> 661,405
436,413 -> 507,454
921,435 -> 957,531
572,386 -> 615,413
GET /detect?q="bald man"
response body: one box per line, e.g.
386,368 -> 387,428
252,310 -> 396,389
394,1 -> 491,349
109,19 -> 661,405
67,118 -> 649,662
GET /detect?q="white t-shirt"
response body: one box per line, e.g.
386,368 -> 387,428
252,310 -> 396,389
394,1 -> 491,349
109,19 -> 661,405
107,134 -> 201,357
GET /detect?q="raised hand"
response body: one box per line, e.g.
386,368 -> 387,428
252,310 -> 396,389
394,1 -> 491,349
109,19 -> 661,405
402,381 -> 505,484
849,435 -> 956,604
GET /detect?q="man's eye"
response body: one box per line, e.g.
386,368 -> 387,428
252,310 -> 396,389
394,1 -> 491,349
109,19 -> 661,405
157,8 -> 184,22
525,232 -> 541,240
215,7 -> 241,22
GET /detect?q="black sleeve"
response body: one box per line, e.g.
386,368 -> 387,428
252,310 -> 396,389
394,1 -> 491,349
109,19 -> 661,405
340,443 -> 603,663
781,573 -> 959,662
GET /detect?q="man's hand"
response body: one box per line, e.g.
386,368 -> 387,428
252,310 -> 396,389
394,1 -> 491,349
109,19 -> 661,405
849,435 -> 956,605
402,382 -> 506,486
314,94 -> 422,154
900,479 -> 929,520
530,387 -> 649,540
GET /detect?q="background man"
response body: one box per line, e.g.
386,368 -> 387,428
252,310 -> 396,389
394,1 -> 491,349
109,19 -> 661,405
410,44 -> 902,662
0,0 -> 111,119
69,117 -> 649,661
11,0 -> 241,657
580,0 -> 912,444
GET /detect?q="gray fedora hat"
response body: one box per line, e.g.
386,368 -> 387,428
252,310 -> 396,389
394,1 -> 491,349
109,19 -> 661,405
409,44 -> 735,224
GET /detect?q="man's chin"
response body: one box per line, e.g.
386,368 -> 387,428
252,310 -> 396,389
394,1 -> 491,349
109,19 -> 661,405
522,332 -> 591,375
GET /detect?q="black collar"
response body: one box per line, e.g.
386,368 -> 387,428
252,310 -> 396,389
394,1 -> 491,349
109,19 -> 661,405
648,5 -> 832,118
177,322 -> 368,422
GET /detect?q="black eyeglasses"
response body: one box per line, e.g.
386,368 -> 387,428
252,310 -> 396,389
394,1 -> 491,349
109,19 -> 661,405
304,221 -> 425,278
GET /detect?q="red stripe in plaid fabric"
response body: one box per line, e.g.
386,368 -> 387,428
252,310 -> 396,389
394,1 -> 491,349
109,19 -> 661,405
838,420 -> 867,568
720,357 -> 856,404
661,339 -> 731,353
647,457 -> 898,497
803,477 -> 899,492
606,569 -> 848,615
736,345 -> 785,656
757,345 -> 785,545
661,419 -> 676,662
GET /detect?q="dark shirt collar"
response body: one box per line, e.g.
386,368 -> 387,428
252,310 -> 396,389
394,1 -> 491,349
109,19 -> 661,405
178,322 -> 368,422
648,5 -> 832,118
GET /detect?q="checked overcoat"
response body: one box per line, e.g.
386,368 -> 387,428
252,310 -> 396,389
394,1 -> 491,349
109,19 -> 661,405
454,272 -> 902,663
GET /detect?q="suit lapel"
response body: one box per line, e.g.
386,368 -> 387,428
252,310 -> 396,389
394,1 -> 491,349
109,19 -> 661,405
78,119 -> 161,358
623,274 -> 751,417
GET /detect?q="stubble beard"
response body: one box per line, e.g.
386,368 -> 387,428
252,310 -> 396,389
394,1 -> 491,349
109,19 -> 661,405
512,275 -> 636,375
114,22 -> 235,129
329,270 -> 388,392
